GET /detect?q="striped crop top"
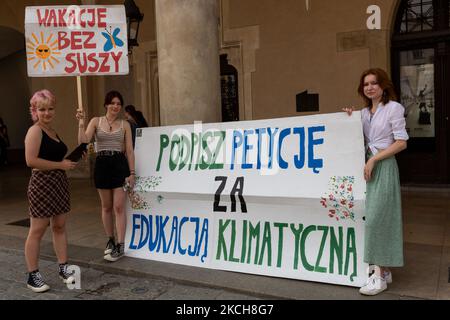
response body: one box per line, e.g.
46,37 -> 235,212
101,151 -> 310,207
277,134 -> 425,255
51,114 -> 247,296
95,117 -> 125,152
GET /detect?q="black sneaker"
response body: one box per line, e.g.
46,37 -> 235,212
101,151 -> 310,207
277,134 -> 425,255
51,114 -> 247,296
104,238 -> 115,255
58,263 -> 75,284
27,270 -> 50,293
104,243 -> 124,262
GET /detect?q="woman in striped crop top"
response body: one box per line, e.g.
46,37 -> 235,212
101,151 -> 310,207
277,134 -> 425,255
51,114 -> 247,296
76,90 -> 135,262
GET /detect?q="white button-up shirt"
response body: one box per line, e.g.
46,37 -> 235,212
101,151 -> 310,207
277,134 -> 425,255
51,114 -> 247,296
361,100 -> 409,155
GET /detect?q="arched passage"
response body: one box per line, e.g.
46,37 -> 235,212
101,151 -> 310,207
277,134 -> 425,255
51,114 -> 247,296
0,26 -> 31,165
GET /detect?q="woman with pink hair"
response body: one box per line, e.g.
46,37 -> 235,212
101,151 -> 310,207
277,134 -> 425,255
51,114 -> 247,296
24,89 -> 79,293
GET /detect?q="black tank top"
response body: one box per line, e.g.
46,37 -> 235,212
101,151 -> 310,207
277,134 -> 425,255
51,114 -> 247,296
38,129 -> 68,162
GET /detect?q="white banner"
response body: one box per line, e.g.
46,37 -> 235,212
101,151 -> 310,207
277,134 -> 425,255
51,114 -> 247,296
125,113 -> 369,287
25,5 -> 128,77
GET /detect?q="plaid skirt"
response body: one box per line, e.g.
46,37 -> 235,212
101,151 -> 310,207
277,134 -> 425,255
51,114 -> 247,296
27,170 -> 70,218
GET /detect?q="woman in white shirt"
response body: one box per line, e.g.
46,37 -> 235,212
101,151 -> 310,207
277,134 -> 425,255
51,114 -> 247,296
344,68 -> 408,296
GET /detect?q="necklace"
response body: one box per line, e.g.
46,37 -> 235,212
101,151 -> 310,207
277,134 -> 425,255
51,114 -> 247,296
38,122 -> 54,132
105,116 -> 117,131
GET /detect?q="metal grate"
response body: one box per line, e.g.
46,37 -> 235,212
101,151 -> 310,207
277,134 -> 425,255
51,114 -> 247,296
400,0 -> 434,33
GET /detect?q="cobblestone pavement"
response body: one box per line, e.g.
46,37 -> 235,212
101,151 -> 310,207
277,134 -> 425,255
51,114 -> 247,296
0,249 -> 263,300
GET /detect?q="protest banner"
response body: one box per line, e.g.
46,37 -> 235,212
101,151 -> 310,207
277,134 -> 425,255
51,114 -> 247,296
125,112 -> 369,287
25,5 -> 129,109
25,5 -> 128,77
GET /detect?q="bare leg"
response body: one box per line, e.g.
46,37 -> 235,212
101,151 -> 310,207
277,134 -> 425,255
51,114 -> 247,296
112,188 -> 127,243
51,213 -> 68,264
98,189 -> 114,238
25,217 -> 50,272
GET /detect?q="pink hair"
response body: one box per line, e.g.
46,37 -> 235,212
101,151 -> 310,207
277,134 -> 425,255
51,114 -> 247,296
29,89 -> 56,122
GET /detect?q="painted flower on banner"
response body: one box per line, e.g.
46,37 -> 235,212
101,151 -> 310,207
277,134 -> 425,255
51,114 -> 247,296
26,32 -> 61,72
320,176 -> 355,222
127,176 -> 163,210
133,176 -> 162,193
128,190 -> 150,210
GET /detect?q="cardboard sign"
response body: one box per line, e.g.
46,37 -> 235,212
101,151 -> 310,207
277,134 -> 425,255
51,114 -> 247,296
125,112 -> 369,287
25,5 -> 128,77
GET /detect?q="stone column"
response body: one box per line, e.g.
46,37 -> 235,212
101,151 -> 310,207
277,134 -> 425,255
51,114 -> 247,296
155,0 -> 221,125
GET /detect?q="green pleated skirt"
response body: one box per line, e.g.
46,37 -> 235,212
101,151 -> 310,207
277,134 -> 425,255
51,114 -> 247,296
364,154 -> 404,267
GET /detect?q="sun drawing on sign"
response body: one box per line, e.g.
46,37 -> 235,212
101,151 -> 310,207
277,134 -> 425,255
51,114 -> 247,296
26,32 -> 61,71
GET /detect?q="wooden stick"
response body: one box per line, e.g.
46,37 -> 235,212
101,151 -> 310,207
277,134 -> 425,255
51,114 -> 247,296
77,76 -> 83,111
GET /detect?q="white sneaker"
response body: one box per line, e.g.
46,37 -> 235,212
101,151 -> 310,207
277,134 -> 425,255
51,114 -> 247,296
383,270 -> 392,284
359,274 -> 387,296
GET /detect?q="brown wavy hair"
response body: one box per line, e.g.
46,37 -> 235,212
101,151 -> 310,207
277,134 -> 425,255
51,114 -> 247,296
357,68 -> 397,108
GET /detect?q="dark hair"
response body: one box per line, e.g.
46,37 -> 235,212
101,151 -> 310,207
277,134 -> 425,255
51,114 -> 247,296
357,68 -> 397,108
104,90 -> 124,108
125,105 -> 148,127
125,105 -> 136,114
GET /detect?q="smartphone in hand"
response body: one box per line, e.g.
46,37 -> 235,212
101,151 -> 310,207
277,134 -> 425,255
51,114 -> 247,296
65,143 -> 88,162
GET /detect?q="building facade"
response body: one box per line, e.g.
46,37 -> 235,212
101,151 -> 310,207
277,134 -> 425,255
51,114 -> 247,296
0,0 -> 449,184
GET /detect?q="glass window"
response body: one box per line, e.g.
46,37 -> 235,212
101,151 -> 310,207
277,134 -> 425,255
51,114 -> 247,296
399,48 -> 435,138
400,0 -> 434,33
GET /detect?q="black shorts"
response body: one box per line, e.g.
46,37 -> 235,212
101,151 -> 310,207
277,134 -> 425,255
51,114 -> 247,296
94,153 -> 130,189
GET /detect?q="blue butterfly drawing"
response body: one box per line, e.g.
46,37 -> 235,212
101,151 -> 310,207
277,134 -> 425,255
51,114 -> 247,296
102,27 -> 124,52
